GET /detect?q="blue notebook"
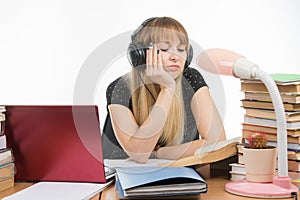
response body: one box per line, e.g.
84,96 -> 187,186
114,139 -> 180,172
115,166 -> 207,199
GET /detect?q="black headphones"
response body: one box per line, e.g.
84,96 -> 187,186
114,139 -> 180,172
127,17 -> 193,69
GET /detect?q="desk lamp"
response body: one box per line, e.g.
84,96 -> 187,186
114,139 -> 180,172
196,48 -> 298,198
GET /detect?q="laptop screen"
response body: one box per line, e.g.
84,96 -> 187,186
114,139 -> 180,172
5,105 -> 106,183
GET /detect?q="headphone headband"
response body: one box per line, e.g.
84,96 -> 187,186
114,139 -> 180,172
131,17 -> 157,41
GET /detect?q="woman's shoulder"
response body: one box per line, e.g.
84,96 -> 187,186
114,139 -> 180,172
182,67 -> 207,92
106,74 -> 130,93
106,73 -> 131,106
183,67 -> 203,78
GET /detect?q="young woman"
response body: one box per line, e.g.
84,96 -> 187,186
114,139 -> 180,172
102,17 -> 226,163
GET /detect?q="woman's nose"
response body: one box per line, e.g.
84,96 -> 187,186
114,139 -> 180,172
169,52 -> 179,61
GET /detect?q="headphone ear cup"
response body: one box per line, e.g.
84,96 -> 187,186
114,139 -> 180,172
185,45 -> 193,68
128,42 -> 193,69
127,41 -> 146,68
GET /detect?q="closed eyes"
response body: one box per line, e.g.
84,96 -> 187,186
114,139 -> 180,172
160,48 -> 186,53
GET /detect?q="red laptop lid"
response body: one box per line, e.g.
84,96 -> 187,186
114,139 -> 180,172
5,105 -> 106,183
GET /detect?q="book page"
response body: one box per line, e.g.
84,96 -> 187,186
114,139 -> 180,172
104,159 -> 173,168
194,136 -> 242,156
162,137 -> 241,167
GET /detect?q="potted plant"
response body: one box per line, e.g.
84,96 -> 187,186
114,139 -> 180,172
243,133 -> 277,183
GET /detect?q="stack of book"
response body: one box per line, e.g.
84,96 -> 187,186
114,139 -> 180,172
241,74 -> 300,143
229,143 -> 246,181
0,106 -> 16,192
230,73 -> 300,185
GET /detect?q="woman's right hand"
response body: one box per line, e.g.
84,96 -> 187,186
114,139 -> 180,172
146,44 -> 176,92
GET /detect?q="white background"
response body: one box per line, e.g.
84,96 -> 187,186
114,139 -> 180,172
0,0 -> 299,139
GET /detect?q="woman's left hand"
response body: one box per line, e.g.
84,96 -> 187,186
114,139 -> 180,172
146,45 -> 176,92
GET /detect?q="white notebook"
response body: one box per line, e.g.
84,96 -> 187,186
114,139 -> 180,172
0,135 -> 6,149
3,181 -> 112,200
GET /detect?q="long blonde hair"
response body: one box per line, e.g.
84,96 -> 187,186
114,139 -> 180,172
130,17 -> 190,146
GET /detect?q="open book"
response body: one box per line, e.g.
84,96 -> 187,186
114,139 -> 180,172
164,136 -> 241,167
104,137 -> 241,168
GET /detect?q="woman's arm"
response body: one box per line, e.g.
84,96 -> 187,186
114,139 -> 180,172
108,45 -> 177,163
108,87 -> 174,163
156,86 -> 227,160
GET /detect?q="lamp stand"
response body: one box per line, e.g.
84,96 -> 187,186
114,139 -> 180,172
225,177 -> 298,198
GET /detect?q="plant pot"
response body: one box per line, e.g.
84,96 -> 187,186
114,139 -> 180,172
243,146 -> 277,183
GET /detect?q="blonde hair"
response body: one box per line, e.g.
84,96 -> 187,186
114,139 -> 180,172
130,17 -> 189,146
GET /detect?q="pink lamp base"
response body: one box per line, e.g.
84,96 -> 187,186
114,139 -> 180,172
225,179 -> 298,198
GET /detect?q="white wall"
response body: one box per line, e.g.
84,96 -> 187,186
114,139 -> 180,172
0,0 -> 299,139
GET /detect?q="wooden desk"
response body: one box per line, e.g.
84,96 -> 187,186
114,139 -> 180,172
0,182 -> 33,199
1,164 -> 298,200
0,178 -> 298,200
100,177 -> 298,200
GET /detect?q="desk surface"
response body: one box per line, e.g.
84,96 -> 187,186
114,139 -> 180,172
0,178 -> 297,200
0,183 -> 33,199
100,177 -> 297,200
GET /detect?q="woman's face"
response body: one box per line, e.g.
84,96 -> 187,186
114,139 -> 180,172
157,36 -> 187,79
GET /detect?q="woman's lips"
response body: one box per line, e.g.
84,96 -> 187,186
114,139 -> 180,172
167,65 -> 180,71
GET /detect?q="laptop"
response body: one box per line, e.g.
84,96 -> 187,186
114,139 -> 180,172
5,105 -> 106,183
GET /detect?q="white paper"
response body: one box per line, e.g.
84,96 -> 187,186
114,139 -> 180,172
3,181 -> 113,200
104,159 -> 173,168
0,135 -> 6,149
